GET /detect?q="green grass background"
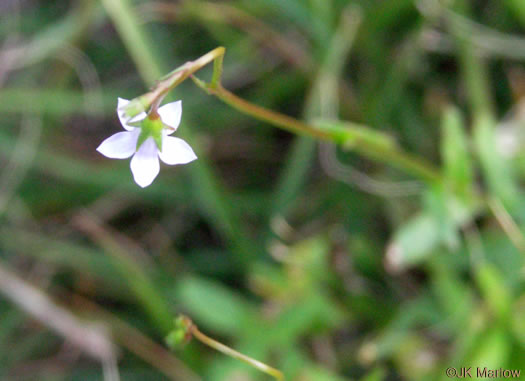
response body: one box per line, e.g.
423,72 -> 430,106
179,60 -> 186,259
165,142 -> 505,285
1,0 -> 525,380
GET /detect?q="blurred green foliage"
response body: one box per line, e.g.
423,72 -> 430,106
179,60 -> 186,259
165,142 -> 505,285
0,0 -> 524,380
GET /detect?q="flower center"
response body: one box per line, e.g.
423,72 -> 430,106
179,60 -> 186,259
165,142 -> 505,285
137,114 -> 164,151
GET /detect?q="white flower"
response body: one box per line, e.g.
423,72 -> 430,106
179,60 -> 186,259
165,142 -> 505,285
97,98 -> 197,188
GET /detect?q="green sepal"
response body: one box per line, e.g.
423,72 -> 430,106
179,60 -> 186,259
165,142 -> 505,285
136,115 -> 164,151
123,96 -> 149,119
127,119 -> 143,128
153,133 -> 163,151
165,315 -> 193,350
136,128 -> 150,151
165,330 -> 186,349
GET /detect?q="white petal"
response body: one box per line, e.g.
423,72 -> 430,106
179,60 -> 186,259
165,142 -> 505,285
129,112 -> 147,124
130,138 -> 160,187
117,97 -> 130,111
117,97 -> 146,131
96,130 -> 140,159
159,136 -> 197,165
158,100 -> 182,132
117,98 -> 133,131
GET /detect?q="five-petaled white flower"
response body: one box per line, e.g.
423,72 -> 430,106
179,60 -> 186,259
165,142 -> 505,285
97,98 -> 197,188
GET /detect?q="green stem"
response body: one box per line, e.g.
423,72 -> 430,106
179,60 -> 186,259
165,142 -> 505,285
210,48 -> 224,88
163,46 -> 438,185
193,78 -> 441,184
190,323 -> 284,380
145,47 -> 226,107
201,83 -> 333,141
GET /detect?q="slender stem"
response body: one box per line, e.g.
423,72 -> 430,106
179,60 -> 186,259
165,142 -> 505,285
147,46 -> 329,139
204,83 -> 333,141
190,324 -> 284,381
196,80 -> 441,184
145,47 -> 225,107
210,49 -> 224,88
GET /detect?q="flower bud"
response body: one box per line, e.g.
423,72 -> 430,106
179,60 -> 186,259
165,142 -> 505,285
165,315 -> 193,349
120,96 -> 150,120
